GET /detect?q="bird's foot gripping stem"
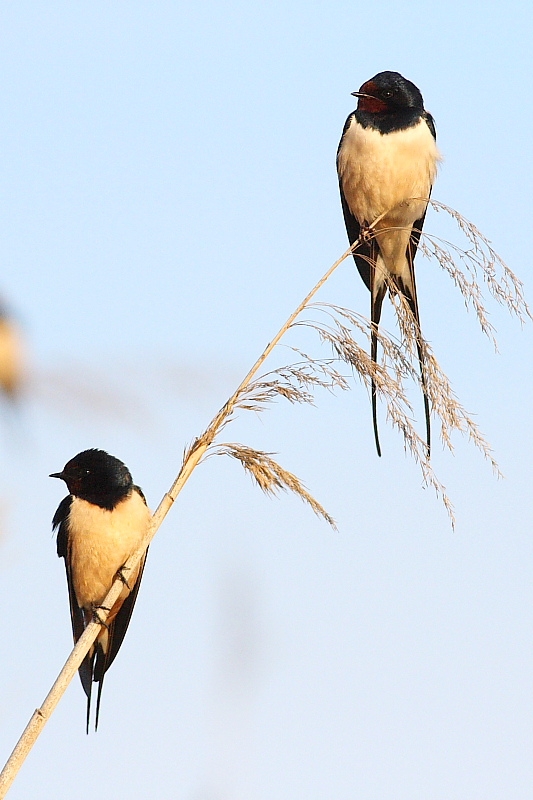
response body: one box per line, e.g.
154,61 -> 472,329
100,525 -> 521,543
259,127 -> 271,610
359,223 -> 373,244
91,605 -> 111,629
116,564 -> 132,591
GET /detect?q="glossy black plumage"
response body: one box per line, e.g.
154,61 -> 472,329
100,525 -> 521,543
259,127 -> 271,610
337,71 -> 439,456
51,449 -> 150,731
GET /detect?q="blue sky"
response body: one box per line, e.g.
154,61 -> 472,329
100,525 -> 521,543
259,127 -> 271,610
0,2 -> 532,798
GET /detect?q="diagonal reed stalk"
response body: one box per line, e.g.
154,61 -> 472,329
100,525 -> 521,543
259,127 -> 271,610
0,199 -> 527,795
0,244 -> 355,797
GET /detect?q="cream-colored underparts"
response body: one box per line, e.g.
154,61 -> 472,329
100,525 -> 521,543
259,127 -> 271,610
338,117 -> 441,283
67,491 -> 151,611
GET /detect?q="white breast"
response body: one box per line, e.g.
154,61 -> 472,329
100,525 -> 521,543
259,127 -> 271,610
337,116 -> 441,228
67,491 -> 151,609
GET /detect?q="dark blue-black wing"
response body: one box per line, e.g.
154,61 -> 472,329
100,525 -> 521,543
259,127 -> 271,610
93,486 -> 149,729
337,113 -> 374,291
53,495 -> 94,704
410,112 -> 437,261
402,110 -> 437,455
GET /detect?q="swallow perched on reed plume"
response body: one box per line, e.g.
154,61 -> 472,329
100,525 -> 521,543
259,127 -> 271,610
51,449 -> 150,731
337,70 -> 440,455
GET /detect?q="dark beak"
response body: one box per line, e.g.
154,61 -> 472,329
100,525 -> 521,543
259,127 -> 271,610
49,471 -> 64,480
351,91 -> 373,98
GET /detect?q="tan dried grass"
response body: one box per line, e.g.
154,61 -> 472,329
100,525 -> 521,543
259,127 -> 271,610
1,200 -> 526,794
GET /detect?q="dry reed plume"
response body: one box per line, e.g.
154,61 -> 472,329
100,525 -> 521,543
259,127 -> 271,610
0,200 -> 527,797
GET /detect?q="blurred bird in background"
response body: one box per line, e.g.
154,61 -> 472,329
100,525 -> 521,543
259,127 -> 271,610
0,300 -> 25,401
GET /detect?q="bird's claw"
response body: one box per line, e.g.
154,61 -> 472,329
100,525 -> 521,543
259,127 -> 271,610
116,565 -> 132,591
360,224 -> 373,244
92,605 -> 111,629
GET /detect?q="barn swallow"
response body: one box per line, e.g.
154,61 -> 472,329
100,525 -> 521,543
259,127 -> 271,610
337,71 -> 440,456
51,449 -> 151,731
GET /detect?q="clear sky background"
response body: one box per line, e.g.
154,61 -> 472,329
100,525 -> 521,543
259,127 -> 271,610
0,2 -> 532,798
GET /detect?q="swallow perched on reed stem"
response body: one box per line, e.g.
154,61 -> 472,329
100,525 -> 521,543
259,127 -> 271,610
51,449 -> 150,731
337,70 -> 440,455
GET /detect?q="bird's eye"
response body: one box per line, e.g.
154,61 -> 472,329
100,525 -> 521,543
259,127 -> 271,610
383,90 -> 393,99
85,469 -> 91,475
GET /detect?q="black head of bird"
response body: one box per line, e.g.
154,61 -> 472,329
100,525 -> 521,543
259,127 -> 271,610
50,448 -> 133,510
352,71 -> 424,111
350,71 -> 427,136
